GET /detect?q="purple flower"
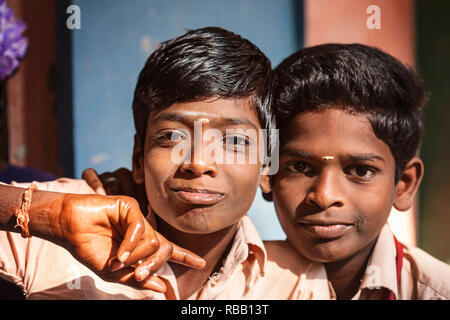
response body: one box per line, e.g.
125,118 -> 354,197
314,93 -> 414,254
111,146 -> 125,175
0,0 -> 28,81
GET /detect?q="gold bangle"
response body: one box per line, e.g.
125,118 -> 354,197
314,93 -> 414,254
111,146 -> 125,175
15,183 -> 38,238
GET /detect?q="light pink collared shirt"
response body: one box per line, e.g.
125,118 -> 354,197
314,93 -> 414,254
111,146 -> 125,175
295,224 -> 450,300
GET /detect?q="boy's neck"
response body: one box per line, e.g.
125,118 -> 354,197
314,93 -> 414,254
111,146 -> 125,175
324,237 -> 378,300
156,216 -> 239,299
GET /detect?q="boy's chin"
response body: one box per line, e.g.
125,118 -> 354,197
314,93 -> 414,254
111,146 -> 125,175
176,221 -> 223,234
290,236 -> 357,264
169,211 -> 239,234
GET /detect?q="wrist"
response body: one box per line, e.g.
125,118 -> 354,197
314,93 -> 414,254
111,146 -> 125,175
28,189 -> 66,243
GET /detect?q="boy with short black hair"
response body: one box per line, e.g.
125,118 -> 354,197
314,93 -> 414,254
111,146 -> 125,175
1,27 -> 317,300
128,26 -> 277,299
260,43 -> 450,299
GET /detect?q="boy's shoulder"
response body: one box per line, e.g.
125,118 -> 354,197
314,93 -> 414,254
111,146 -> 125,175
264,240 -> 313,271
10,178 -> 96,194
264,240 -> 297,258
261,240 -> 330,300
403,243 -> 450,299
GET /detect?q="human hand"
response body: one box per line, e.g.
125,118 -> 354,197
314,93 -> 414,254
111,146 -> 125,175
82,167 -> 156,226
82,167 -> 147,211
44,193 -> 205,292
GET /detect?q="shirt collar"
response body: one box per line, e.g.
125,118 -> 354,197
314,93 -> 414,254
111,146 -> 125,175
320,224 -> 399,300
358,223 -> 399,298
147,215 -> 267,299
209,215 -> 267,284
234,215 -> 267,276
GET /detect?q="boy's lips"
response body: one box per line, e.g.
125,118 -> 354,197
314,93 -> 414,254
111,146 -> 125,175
170,187 -> 225,205
297,219 -> 354,239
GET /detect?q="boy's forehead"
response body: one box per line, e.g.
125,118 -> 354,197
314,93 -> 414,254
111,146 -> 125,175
281,109 -> 369,136
149,97 -> 261,129
279,109 -> 393,159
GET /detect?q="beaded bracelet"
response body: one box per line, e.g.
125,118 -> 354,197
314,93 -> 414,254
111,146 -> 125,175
15,183 -> 38,238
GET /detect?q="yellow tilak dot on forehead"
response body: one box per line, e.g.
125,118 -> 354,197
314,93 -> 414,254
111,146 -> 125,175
322,156 -> 335,161
198,118 -> 210,124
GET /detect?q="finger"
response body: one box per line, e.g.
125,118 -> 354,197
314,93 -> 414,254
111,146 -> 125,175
151,231 -> 205,269
114,168 -> 136,197
116,234 -> 160,269
170,244 -> 206,269
115,204 -> 147,264
82,168 -> 106,195
113,168 -> 148,216
104,267 -> 166,293
100,173 -> 122,195
134,241 -> 173,282
95,186 -> 107,195
115,209 -> 160,268
140,275 -> 167,292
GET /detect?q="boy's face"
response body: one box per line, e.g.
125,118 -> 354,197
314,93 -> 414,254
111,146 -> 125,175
134,97 -> 263,234
266,108 -> 399,263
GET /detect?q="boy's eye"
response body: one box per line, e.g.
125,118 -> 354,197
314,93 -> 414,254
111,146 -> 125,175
170,131 -> 187,142
346,165 -> 377,181
224,134 -> 249,152
286,161 -> 315,175
155,130 -> 188,146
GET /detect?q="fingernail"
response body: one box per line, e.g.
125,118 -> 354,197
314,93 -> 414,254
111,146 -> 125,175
110,260 -> 125,272
119,251 -> 130,262
138,269 -> 150,281
96,187 -> 106,195
195,257 -> 206,267
144,280 -> 165,293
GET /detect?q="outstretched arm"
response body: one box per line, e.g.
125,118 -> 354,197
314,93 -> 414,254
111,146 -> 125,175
0,184 -> 205,292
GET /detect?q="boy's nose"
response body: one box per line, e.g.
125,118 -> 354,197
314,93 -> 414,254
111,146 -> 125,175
305,170 -> 344,210
179,160 -> 217,177
179,138 -> 218,177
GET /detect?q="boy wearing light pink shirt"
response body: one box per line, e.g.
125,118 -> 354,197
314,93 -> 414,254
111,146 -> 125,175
260,43 -> 450,299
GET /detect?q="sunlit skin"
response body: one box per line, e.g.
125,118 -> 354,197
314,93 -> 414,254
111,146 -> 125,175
0,184 -> 199,292
260,108 -> 423,299
133,97 -> 264,299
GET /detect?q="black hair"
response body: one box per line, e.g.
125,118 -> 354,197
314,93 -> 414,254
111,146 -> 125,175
132,27 -> 275,155
275,43 -> 427,182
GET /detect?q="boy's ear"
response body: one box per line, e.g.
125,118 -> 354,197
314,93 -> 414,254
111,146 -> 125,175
260,166 -> 273,202
393,157 -> 424,211
132,134 -> 145,184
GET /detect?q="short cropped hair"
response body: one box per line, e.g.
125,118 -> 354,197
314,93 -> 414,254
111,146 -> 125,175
132,27 -> 275,154
275,43 -> 427,182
